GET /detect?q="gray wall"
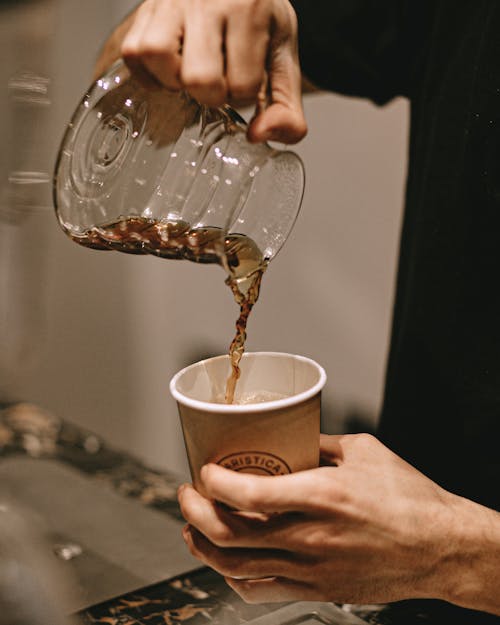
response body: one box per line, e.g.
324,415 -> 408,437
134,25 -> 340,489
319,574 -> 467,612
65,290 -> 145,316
0,0 -> 407,480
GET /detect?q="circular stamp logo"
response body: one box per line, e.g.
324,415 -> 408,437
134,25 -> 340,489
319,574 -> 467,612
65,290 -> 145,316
217,451 -> 291,476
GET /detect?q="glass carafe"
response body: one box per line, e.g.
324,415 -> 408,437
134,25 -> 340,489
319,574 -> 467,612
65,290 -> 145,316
53,60 -> 305,289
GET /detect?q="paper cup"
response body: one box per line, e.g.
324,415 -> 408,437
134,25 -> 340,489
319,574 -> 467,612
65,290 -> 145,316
169,352 -> 326,492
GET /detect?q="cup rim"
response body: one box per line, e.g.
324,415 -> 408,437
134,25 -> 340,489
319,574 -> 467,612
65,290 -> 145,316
169,351 -> 327,414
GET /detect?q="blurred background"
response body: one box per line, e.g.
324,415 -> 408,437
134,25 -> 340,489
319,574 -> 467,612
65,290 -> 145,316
0,0 -> 408,480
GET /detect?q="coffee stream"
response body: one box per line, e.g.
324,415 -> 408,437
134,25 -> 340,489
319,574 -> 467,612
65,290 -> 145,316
70,216 -> 267,403
224,265 -> 265,403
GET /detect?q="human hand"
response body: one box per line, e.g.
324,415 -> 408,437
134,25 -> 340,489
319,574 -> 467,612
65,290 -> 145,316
177,433 -> 460,605
96,0 -> 306,144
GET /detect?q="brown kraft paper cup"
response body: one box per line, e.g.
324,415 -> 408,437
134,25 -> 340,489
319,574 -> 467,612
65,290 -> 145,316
169,352 -> 327,494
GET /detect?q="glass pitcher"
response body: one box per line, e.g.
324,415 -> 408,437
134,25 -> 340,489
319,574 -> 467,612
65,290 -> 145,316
53,60 -> 305,289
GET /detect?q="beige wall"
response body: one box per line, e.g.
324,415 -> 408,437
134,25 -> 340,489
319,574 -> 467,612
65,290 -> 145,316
0,0 -> 408,479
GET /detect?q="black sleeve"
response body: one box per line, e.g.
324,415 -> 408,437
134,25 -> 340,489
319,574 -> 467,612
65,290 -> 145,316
290,0 -> 435,105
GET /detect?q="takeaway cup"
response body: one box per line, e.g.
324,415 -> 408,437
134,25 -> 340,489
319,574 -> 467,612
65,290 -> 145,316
169,352 -> 326,493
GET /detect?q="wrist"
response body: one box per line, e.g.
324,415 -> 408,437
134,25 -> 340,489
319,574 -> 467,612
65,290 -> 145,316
434,493 -> 500,615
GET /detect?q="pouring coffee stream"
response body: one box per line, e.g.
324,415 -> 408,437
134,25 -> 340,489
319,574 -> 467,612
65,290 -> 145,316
53,60 -> 304,403
69,214 -> 268,403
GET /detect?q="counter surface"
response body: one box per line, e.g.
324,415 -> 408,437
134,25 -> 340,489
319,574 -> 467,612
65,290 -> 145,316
0,403 -> 496,625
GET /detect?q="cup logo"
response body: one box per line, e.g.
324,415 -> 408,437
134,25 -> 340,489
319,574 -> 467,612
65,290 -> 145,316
217,451 -> 292,476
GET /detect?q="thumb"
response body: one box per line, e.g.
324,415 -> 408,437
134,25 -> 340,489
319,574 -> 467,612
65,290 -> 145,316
247,46 -> 307,144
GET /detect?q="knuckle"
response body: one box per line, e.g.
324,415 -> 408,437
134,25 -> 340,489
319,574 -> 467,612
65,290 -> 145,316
330,481 -> 352,509
240,482 -> 263,511
221,558 -> 246,579
236,0 -> 273,33
224,0 -> 266,13
229,79 -> 262,102
287,5 -> 299,35
146,39 -> 180,59
182,69 -> 222,91
120,38 -> 140,60
124,43 -> 177,65
293,117 -> 308,140
249,0 -> 270,15
313,469 -> 349,509
282,1 -> 298,31
209,523 -> 235,547
352,432 -> 376,448
271,2 -> 298,44
139,0 -> 154,11
204,549 -> 242,578
242,0 -> 264,16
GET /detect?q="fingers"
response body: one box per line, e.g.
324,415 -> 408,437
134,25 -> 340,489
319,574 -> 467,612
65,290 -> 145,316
121,0 -> 183,90
248,46 -> 306,143
247,4 -> 306,143
178,482 -> 287,548
180,6 -> 227,106
182,525 -> 304,582
178,481 -> 339,556
197,464 -> 332,514
178,483 -> 254,546
182,524 -> 325,603
224,8 -> 269,105
115,0 -> 306,144
199,465 -> 302,513
226,576 -> 321,604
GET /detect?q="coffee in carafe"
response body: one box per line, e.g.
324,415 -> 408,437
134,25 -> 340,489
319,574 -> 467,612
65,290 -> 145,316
69,214 -> 267,402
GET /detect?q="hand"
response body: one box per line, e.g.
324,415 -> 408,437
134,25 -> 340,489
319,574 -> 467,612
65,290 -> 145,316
96,0 -> 307,144
177,433 -> 459,605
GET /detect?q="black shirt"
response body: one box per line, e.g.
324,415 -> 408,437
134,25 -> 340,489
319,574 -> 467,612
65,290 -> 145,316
291,0 -> 500,513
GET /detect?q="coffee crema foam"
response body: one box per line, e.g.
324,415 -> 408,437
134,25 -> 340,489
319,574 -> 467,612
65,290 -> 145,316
214,390 -> 287,405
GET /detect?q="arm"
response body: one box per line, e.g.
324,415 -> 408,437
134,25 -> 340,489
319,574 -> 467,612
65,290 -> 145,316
178,433 -> 500,615
93,0 -> 307,144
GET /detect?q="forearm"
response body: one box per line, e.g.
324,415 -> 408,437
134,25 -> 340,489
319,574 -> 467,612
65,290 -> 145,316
437,495 -> 500,616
